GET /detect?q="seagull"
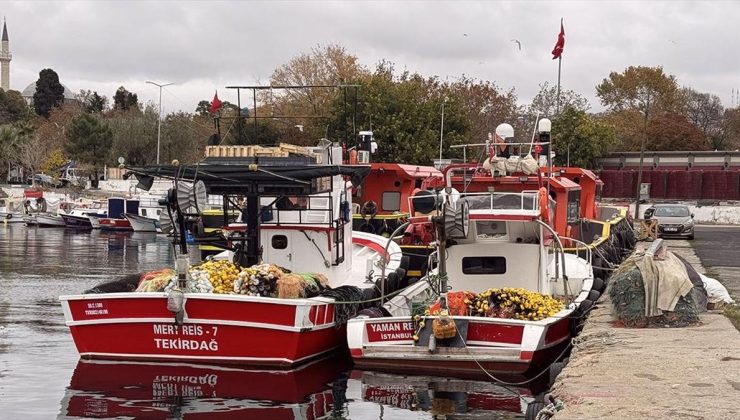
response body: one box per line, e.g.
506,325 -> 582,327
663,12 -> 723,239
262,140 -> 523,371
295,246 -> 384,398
669,39 -> 677,44
511,39 -> 522,50
463,33 -> 468,37
295,125 -> 304,132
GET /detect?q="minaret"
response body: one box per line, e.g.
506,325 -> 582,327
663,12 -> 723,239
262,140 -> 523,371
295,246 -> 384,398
0,19 -> 10,91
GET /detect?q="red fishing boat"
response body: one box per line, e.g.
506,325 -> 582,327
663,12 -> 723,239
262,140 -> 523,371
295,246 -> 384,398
61,146 -> 405,367
347,185 -> 596,379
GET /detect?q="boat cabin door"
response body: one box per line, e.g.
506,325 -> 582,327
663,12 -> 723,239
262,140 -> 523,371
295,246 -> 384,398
263,231 -> 295,271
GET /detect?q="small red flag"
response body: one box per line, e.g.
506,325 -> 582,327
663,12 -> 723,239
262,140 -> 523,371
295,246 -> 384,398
210,91 -> 222,114
551,20 -> 565,60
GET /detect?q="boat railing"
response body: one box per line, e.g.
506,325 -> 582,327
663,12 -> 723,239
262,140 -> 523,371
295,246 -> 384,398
260,194 -> 337,226
558,236 -> 593,264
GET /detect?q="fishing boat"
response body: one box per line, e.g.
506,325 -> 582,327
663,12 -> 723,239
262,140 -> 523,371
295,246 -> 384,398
435,120 -> 633,288
60,356 -> 348,419
0,196 -> 27,224
60,146 -> 407,367
347,187 -> 595,379
349,130 -> 443,280
98,198 -> 139,231
36,213 -> 67,227
122,212 -> 160,233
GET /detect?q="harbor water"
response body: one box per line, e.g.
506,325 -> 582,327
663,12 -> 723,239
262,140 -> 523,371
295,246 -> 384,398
0,225 -> 533,419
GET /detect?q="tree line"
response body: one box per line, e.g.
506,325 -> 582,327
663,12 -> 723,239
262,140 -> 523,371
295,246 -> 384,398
1,46 -> 739,186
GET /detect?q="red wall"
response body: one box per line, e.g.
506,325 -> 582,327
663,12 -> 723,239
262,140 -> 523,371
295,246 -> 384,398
599,170 -> 740,200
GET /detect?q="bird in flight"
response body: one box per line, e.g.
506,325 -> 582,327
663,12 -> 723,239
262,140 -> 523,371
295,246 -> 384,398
510,39 -> 522,50
463,33 -> 468,37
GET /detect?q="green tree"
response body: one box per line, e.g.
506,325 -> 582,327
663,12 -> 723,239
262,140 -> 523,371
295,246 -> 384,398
0,89 -> 31,124
108,103 -> 157,165
0,125 -> 22,176
160,111 -> 213,163
77,90 -> 108,113
328,62 -> 467,165
552,107 -> 617,168
32,68 -> 65,118
113,86 -> 139,111
65,114 -> 113,185
596,66 -> 681,114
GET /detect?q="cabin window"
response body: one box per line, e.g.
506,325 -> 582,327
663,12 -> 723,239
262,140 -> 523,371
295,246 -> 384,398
156,209 -> 161,216
272,235 -> 288,250
476,221 -> 507,239
567,190 -> 581,223
141,209 -> 147,217
462,256 -> 507,275
382,191 -> 401,212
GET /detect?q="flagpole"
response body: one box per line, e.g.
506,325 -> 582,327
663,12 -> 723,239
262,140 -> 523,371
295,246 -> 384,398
556,56 -> 562,115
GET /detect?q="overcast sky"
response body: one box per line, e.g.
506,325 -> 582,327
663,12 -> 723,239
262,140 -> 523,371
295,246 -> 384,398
4,1 -> 740,116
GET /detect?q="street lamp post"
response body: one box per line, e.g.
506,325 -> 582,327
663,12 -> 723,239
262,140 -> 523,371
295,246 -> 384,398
146,81 -> 174,165
439,97 -> 448,163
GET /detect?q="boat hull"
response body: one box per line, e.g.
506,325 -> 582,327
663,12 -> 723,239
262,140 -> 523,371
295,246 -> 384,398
99,217 -> 133,231
0,212 -> 26,224
347,312 -> 573,379
123,213 -> 160,233
61,213 -> 93,228
60,293 -> 343,367
36,214 -> 67,227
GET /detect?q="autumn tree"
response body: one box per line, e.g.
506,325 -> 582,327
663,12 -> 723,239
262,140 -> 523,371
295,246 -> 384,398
552,107 -> 617,168
445,76 -> 519,145
113,86 -> 139,111
528,81 -> 590,118
268,44 -> 368,142
645,113 -> 708,151
65,114 -> 113,186
32,68 -> 66,118
681,87 -> 723,137
720,108 -> 740,150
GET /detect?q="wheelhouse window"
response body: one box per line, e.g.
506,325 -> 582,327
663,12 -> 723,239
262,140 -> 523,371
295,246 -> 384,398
271,235 -> 288,249
567,190 -> 581,223
475,221 -> 507,239
141,209 -> 147,217
462,256 -> 507,275
382,191 -> 401,212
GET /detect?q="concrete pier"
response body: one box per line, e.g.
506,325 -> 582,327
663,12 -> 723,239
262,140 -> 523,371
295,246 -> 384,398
552,239 -> 740,419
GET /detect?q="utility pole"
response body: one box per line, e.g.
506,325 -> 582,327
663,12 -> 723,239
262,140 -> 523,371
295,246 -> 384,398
146,81 -> 174,164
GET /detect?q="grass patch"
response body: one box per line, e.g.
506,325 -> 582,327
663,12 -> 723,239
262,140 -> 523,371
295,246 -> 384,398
723,304 -> 740,332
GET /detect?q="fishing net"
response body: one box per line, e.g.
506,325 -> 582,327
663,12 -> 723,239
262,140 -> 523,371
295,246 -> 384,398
320,285 -> 365,325
608,266 -> 700,328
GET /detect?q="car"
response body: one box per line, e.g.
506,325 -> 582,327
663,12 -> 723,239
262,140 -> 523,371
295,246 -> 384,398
644,204 -> 695,240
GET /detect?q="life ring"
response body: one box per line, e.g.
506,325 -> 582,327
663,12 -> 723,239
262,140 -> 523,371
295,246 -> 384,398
6,213 -> 12,220
538,187 -> 549,222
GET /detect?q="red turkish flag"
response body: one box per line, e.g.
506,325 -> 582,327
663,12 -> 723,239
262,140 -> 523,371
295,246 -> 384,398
210,91 -> 222,114
551,20 -> 565,59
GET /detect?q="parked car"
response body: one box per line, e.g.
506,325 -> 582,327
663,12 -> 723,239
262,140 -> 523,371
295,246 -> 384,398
644,204 -> 695,240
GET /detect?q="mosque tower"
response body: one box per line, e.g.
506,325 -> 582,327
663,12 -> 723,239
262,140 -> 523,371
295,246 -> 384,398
0,19 -> 10,91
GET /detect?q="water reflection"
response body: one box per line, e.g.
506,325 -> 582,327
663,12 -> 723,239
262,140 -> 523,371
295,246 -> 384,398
60,357 -> 350,419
